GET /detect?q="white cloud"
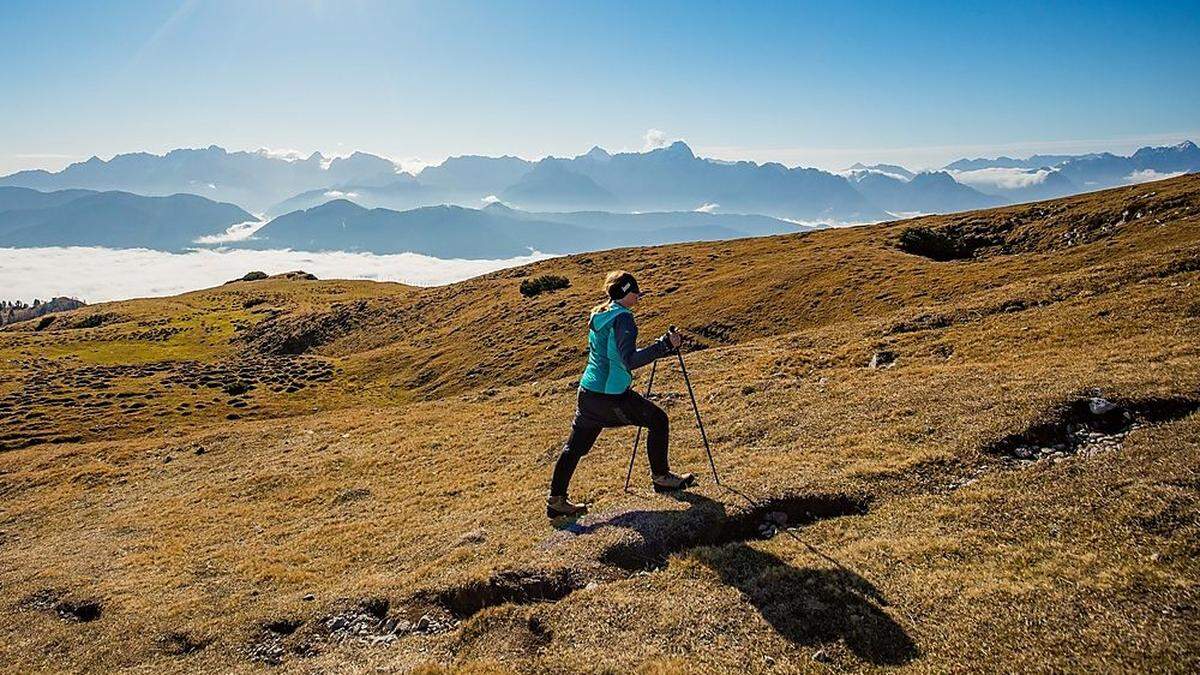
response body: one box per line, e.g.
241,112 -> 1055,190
839,168 -> 911,182
193,220 -> 270,244
481,195 -> 502,205
1124,169 -> 1186,184
693,202 -> 720,213
643,129 -> 670,151
254,147 -> 308,162
779,217 -> 881,229
394,157 -> 432,175
948,167 -> 1052,191
323,190 -> 360,199
0,247 -> 555,304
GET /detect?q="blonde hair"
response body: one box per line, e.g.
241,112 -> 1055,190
591,269 -> 630,316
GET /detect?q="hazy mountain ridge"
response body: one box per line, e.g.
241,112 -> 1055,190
0,187 -> 256,250
238,199 -> 810,258
0,146 -> 408,213
3,140 -> 1196,245
848,170 -> 1002,214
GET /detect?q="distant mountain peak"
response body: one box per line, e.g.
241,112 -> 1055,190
663,140 -> 694,158
582,146 -> 611,161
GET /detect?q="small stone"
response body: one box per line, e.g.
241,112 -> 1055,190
1089,397 -> 1117,415
416,615 -> 431,632
162,455 -> 173,464
763,655 -> 776,666
868,350 -> 897,369
303,593 -> 315,602
194,445 -> 206,455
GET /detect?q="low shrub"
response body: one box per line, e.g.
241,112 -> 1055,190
520,275 -> 571,297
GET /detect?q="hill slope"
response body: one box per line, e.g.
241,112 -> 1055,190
0,190 -> 257,250
0,176 -> 1198,672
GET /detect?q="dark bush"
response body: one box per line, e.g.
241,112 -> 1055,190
520,275 -> 571,297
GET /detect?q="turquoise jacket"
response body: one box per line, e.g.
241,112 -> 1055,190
579,302 -> 672,394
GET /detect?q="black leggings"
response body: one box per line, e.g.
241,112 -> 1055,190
549,387 -> 670,496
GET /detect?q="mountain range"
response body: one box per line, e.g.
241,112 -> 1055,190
235,199 -> 810,258
943,141 -> 1200,202
0,140 -> 1195,256
0,147 -> 405,213
0,187 -> 255,250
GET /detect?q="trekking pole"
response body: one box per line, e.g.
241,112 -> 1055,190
671,326 -> 721,485
623,358 -> 658,491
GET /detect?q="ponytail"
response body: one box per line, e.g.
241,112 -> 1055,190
589,269 -> 631,318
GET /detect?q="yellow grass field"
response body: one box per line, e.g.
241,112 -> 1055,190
1,175 -> 1198,672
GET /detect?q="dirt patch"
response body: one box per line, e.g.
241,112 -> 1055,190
897,226 -> 995,261
159,631 -> 211,655
715,494 -> 873,544
248,618 -> 309,665
240,300 -> 378,356
434,568 -> 584,620
986,395 -> 1200,462
22,589 -> 102,623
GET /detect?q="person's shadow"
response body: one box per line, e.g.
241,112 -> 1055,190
558,491 -> 919,666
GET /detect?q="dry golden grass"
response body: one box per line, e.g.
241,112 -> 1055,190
0,176 -> 1198,672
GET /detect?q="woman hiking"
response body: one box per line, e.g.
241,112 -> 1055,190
547,270 -> 695,518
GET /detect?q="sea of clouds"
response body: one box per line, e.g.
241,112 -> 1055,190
948,167 -> 1053,191
0,246 -> 553,304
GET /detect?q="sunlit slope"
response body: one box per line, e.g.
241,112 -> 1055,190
0,175 -> 1197,672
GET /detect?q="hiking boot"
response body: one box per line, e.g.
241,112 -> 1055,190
546,495 -> 588,519
652,472 -> 696,493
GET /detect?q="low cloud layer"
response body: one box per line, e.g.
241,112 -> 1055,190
0,247 -> 553,304
193,220 -> 270,244
1125,169 -> 1186,184
693,202 -> 719,213
949,167 -> 1052,190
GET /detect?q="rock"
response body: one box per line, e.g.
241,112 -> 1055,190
303,593 -> 315,601
869,350 -> 897,369
456,528 -> 487,545
416,615 -> 431,632
1089,397 -> 1117,415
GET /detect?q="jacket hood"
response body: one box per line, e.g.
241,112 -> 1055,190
590,303 -> 629,331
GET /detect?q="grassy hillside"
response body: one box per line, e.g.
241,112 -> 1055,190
1,175 -> 1198,672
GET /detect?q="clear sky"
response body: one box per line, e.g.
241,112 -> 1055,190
2,0 -> 1198,175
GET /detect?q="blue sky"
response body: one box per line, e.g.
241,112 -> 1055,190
2,0 -> 1198,174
